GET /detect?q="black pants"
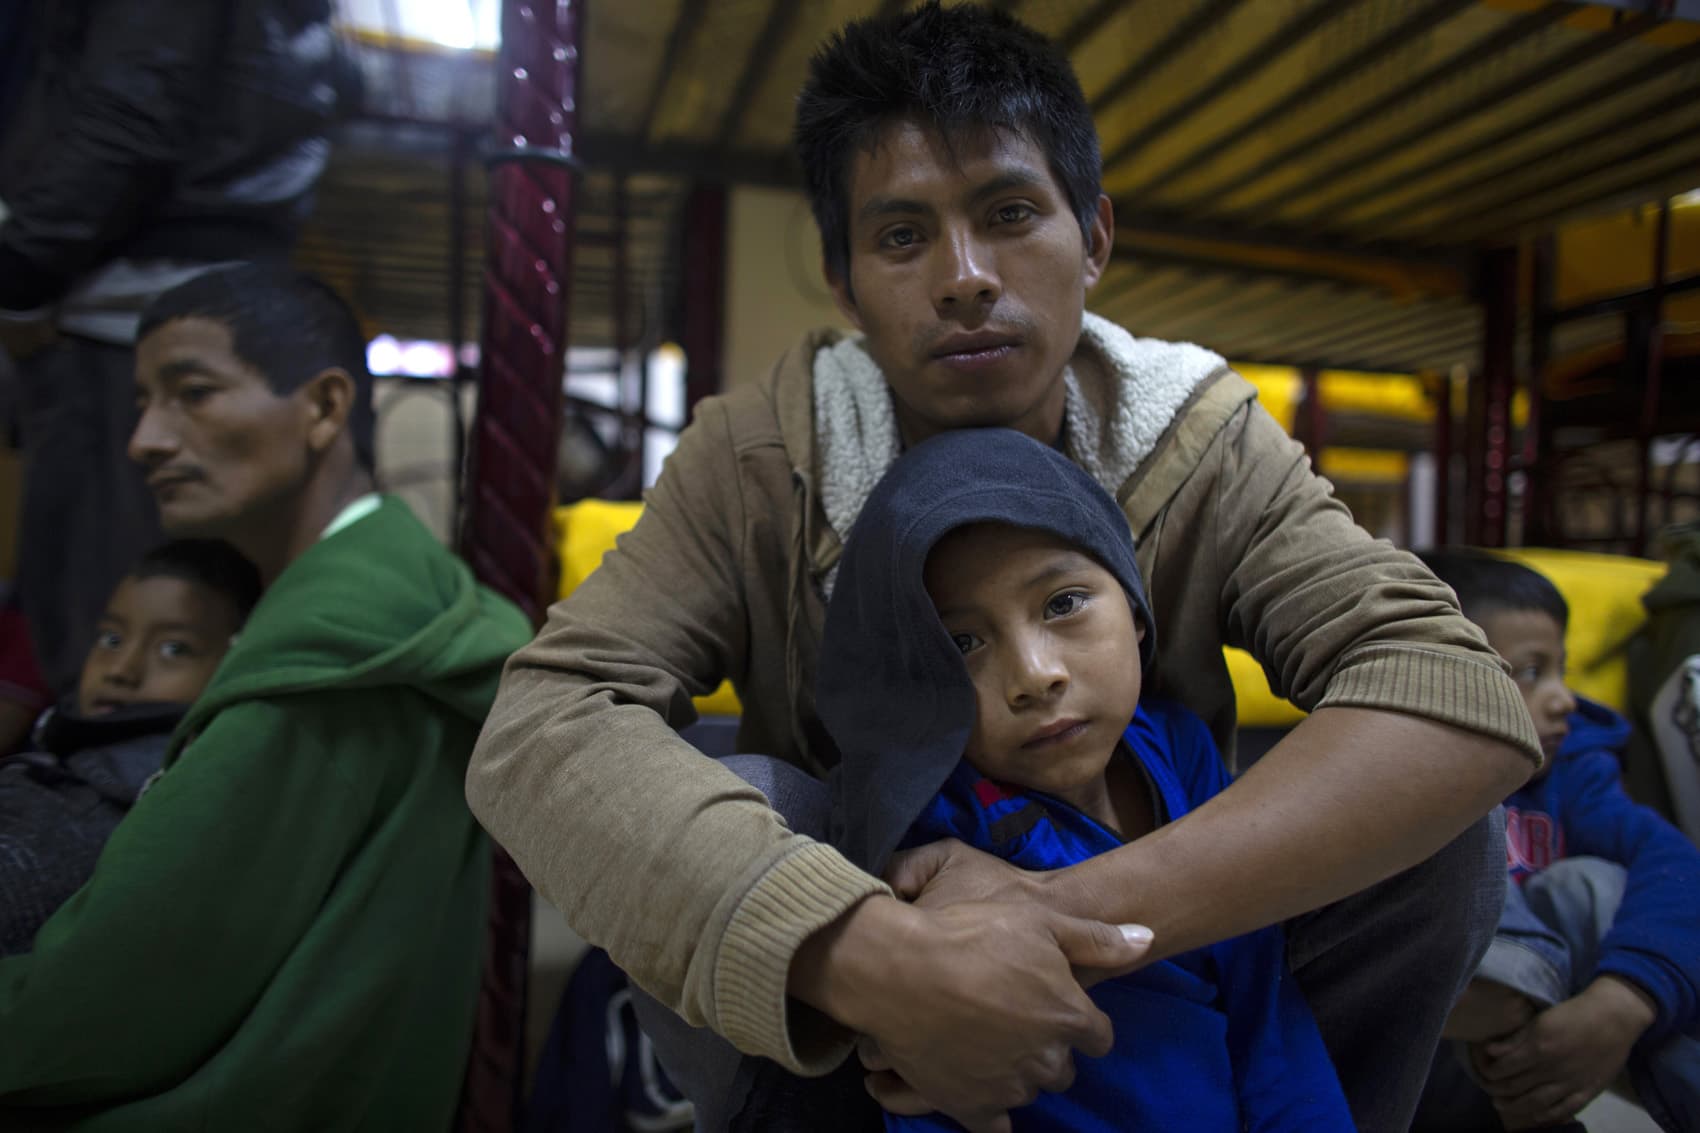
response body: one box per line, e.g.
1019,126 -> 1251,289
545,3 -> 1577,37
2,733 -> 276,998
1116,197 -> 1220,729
17,335 -> 161,694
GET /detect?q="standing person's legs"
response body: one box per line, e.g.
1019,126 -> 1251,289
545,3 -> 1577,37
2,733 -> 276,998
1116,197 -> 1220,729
1285,809 -> 1507,1133
17,335 -> 159,694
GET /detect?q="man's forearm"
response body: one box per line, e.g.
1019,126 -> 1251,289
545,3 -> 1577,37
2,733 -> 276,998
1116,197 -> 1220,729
1044,706 -> 1533,959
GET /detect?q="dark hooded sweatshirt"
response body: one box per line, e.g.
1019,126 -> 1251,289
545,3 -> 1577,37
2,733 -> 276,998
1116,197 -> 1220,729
818,429 -> 1354,1132
0,702 -> 181,956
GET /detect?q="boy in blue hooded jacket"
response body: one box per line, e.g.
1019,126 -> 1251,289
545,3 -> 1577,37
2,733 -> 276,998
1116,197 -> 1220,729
1417,551 -> 1700,1133
806,428 -> 1353,1132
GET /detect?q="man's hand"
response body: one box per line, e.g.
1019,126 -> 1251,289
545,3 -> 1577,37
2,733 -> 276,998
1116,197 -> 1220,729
887,839 -> 1147,987
1443,978 -> 1539,1042
789,894 -> 1152,1133
1470,976 -> 1656,1129
887,838 -> 1045,909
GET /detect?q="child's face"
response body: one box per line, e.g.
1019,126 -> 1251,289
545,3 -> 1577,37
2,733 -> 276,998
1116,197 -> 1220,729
77,575 -> 240,716
1478,607 -> 1576,763
924,524 -> 1144,809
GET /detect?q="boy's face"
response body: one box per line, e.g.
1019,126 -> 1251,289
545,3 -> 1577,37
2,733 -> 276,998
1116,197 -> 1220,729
924,524 -> 1144,810
1478,607 -> 1576,763
77,575 -> 240,716
827,119 -> 1112,448
129,317 -> 316,539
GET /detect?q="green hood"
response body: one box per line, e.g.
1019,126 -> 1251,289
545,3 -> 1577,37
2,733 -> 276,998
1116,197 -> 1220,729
170,496 -> 530,764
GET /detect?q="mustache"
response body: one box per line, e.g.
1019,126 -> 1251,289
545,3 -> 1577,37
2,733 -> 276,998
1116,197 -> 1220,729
914,310 -> 1036,357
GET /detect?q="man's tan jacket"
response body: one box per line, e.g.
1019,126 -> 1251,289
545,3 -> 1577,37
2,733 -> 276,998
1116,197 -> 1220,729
468,323 -> 1540,1076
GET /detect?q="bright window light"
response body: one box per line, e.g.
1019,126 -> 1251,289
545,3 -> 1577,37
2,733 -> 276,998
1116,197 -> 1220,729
338,0 -> 500,52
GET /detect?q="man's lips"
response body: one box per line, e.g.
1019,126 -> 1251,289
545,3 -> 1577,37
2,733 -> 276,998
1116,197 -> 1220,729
931,333 -> 1020,361
147,469 -> 198,491
1023,718 -> 1088,749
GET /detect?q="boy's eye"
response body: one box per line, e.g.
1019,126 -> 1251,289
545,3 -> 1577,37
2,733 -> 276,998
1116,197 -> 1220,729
158,640 -> 193,660
1044,592 -> 1087,618
95,630 -> 123,650
950,631 -> 981,656
178,384 -> 215,406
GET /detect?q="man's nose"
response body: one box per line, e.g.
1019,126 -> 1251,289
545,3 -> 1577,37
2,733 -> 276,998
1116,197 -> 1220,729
128,403 -> 178,467
931,228 -> 1001,315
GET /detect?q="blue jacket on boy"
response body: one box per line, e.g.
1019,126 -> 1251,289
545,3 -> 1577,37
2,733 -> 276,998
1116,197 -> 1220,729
818,428 -> 1353,1133
1503,696 -> 1700,1046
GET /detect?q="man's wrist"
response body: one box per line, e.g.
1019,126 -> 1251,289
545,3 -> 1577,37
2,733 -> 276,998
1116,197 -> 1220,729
1581,975 -> 1658,1040
787,892 -> 916,1033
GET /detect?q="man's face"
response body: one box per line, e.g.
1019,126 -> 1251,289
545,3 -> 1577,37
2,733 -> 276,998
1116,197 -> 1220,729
829,119 -> 1112,447
924,524 -> 1143,814
77,575 -> 239,716
130,317 -> 314,538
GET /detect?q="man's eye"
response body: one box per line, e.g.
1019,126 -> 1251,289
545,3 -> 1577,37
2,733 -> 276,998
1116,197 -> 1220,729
1045,592 -> 1086,618
179,384 -> 216,405
995,204 -> 1033,224
881,227 -> 919,249
950,632 -> 980,655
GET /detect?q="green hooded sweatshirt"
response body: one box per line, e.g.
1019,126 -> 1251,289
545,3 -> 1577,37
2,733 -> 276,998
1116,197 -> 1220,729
0,497 -> 531,1131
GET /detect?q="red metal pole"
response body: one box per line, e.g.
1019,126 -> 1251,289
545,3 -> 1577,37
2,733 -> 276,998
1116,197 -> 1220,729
457,1 -> 581,1127
1434,369 -> 1453,546
465,0 -> 580,619
1525,235 -> 1555,546
1299,366 -> 1325,462
680,184 -> 728,416
1476,247 -> 1518,547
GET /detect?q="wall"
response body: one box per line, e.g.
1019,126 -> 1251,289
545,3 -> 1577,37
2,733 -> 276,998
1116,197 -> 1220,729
722,185 -> 848,391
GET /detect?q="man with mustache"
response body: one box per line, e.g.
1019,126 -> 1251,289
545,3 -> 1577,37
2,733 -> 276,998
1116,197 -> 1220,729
468,6 -> 1541,1132
0,264 -> 531,1130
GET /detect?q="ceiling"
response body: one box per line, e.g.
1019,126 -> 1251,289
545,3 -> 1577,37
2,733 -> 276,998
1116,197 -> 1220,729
298,0 -> 1700,376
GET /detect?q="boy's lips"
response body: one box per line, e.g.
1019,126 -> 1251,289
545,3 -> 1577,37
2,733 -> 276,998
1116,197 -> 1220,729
1023,718 -> 1088,749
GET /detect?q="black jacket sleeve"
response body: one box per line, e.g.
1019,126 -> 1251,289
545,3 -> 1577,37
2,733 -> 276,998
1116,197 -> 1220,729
0,0 -> 229,309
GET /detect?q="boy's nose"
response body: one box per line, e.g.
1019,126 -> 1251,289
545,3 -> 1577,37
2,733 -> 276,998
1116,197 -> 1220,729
1546,682 -> 1577,722
1005,639 -> 1068,706
104,648 -> 145,687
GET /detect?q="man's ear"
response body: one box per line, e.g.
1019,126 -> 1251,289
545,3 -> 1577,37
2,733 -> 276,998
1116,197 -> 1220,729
825,259 -> 865,331
301,367 -> 356,456
1083,193 -> 1114,289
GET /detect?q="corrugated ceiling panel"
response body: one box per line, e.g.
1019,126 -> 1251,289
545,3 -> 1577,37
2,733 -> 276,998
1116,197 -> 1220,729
581,0 -> 686,136
647,0 -> 783,145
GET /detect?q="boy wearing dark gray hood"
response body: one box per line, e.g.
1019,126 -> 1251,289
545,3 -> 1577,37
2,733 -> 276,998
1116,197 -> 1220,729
810,428 -> 1354,1131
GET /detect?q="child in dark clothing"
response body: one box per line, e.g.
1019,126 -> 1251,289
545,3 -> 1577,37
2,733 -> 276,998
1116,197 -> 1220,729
0,539 -> 259,954
1416,551 -> 1700,1133
810,428 -> 1353,1132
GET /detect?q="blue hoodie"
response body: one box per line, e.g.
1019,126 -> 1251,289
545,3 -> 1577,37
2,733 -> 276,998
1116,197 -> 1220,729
817,429 -> 1353,1133
1503,695 -> 1700,1045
